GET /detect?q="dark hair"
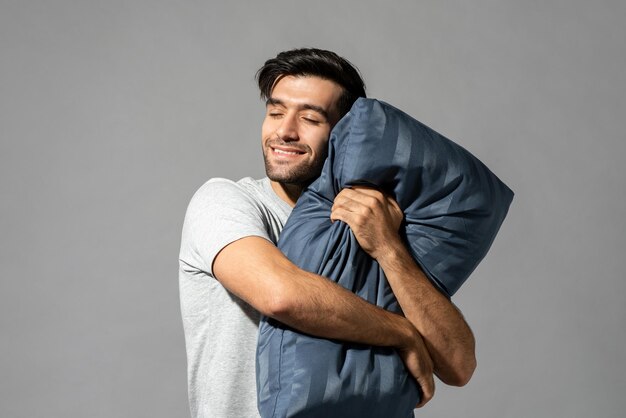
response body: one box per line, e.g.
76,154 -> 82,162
256,48 -> 366,117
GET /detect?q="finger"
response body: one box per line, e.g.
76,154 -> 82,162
329,207 -> 360,227
415,375 -> 435,408
350,186 -> 402,211
384,195 -> 404,228
385,194 -> 402,213
337,187 -> 383,208
350,186 -> 385,200
332,194 -> 372,216
352,187 -> 398,211
339,186 -> 385,202
348,187 -> 403,218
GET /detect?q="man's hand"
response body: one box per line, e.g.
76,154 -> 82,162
397,329 -> 435,408
331,185 -> 477,387
331,186 -> 435,405
330,186 -> 404,261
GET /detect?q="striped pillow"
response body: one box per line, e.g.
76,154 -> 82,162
257,98 -> 514,418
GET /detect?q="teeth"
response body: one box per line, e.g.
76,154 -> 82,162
274,149 -> 300,155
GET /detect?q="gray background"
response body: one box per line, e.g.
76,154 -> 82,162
1,1 -> 624,417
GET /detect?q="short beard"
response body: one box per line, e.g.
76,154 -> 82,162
263,149 -> 326,186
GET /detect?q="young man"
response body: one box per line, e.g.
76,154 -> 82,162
179,48 -> 476,418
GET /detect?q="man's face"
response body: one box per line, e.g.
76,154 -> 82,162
262,75 -> 344,185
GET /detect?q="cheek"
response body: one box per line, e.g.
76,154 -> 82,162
261,123 -> 273,143
310,136 -> 330,156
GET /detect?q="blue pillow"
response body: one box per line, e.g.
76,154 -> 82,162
257,98 -> 514,417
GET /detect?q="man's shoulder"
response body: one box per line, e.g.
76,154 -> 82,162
195,176 -> 261,195
179,176 -> 288,274
189,177 -> 267,206
185,176 -> 292,222
183,176 -> 290,233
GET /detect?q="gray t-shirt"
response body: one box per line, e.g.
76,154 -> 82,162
179,177 -> 292,418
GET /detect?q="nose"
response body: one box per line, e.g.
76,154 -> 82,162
276,113 -> 299,142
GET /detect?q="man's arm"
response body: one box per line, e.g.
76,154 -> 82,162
213,236 -> 435,407
330,187 -> 477,386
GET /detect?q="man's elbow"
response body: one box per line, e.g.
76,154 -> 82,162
445,356 -> 476,387
446,327 -> 477,386
262,283 -> 299,320
264,295 -> 291,319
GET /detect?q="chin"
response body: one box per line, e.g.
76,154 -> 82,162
265,166 -> 318,186
264,154 -> 325,185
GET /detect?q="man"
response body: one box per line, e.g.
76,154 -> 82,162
179,48 -> 476,418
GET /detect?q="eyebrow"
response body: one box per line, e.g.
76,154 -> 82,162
266,97 -> 330,121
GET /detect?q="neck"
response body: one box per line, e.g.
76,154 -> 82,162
270,180 -> 306,207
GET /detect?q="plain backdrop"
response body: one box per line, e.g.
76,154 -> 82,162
1,1 -> 625,417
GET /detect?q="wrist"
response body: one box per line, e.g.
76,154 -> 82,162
374,237 -> 406,267
393,315 -> 419,350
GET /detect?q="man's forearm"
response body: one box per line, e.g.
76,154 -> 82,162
329,186 -> 476,386
269,265 -> 418,348
377,239 -> 476,386
214,236 -> 435,401
213,236 -> 416,350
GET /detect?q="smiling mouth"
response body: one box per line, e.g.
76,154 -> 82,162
270,146 -> 307,156
273,148 -> 303,155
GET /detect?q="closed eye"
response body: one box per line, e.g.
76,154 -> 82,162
302,117 -> 321,124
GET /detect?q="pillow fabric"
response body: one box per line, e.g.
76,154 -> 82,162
256,98 -> 514,418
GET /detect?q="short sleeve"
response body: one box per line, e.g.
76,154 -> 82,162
179,178 -> 271,277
